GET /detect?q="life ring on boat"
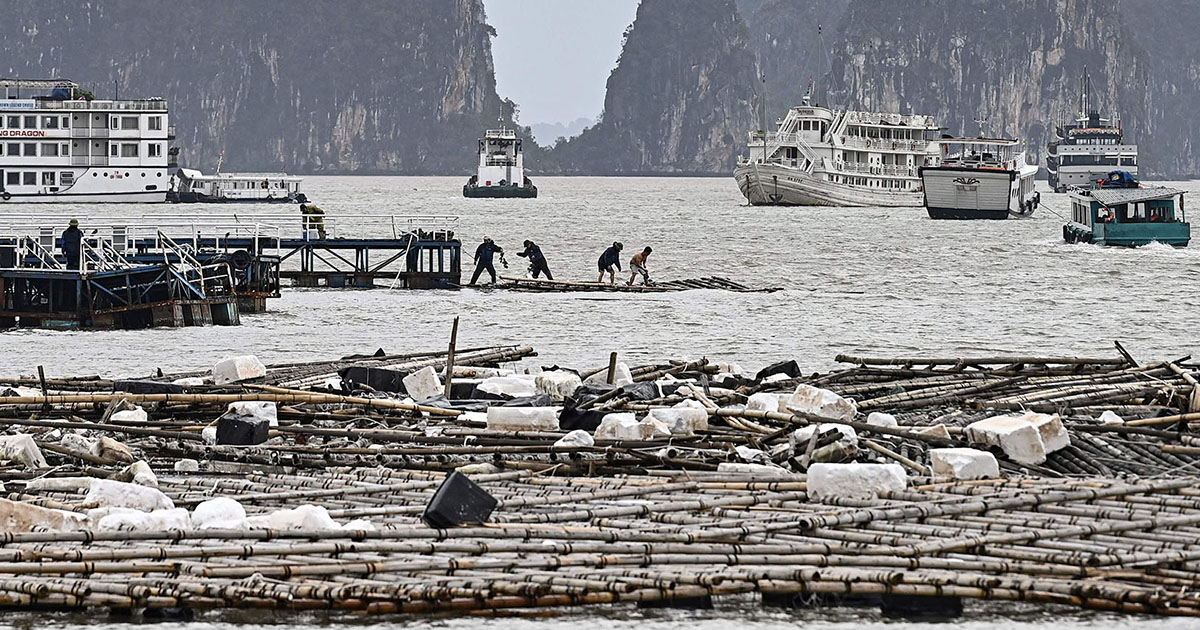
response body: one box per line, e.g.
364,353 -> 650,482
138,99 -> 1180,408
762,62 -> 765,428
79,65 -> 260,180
260,181 -> 268,189
0,192 -> 9,201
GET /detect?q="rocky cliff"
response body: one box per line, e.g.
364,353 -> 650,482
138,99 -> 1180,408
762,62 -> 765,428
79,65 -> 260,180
547,0 -> 759,174
737,0 -> 850,116
0,0 -> 514,174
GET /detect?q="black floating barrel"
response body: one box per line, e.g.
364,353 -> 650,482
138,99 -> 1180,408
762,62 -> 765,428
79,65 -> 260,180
422,471 -> 498,528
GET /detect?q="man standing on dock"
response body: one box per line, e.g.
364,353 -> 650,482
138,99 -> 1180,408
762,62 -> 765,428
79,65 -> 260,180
596,242 -> 623,285
299,203 -> 327,240
627,246 -> 652,286
518,240 -> 553,280
61,219 -> 83,271
470,236 -> 504,285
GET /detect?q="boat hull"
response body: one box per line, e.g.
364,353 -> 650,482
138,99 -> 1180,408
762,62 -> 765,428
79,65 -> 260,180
733,163 -> 923,207
167,192 -> 306,204
1064,221 -> 1190,247
920,166 -> 1037,220
463,184 -> 537,199
0,190 -> 165,203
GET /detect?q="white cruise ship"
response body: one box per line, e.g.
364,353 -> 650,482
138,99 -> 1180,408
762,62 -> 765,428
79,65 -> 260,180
0,78 -> 171,203
734,94 -> 941,207
920,137 -> 1039,220
1045,73 -> 1137,193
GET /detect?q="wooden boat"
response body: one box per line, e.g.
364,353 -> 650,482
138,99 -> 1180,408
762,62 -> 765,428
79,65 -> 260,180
1064,172 -> 1189,247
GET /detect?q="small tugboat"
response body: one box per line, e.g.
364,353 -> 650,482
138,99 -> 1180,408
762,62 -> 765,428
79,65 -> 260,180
919,136 -> 1039,219
1063,170 -> 1189,247
463,128 -> 537,198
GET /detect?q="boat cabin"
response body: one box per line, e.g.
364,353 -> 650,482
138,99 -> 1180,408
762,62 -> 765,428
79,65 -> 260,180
476,129 -> 524,187
173,168 -> 304,203
1066,186 -> 1190,247
937,138 -> 1023,171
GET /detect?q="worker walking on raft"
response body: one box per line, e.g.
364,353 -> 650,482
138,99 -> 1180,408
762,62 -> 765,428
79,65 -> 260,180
627,246 -> 652,286
61,219 -> 83,270
470,236 -> 505,285
299,202 -> 327,239
597,241 -> 623,284
517,240 -> 553,280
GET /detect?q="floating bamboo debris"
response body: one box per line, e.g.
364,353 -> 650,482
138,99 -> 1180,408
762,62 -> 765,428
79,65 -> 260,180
0,344 -> 1198,617
496,276 -> 780,293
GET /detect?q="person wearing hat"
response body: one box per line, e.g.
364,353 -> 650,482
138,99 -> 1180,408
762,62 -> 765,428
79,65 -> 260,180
596,241 -> 624,285
61,219 -> 83,270
469,236 -> 504,285
516,239 -> 552,280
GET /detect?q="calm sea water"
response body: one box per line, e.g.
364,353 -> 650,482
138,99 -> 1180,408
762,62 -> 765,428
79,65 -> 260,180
1,175 -> 1196,378
2,176 -> 1199,625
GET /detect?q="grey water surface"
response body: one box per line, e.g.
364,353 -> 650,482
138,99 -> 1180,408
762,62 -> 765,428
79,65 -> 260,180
1,175 -> 1195,378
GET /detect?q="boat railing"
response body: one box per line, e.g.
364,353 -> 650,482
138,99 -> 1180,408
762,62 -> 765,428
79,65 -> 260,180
835,161 -> 916,177
35,99 -> 169,112
839,136 -> 926,152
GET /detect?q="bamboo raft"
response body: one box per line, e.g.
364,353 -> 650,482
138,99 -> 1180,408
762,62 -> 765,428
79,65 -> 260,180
1,344 -> 1200,617
494,275 -> 781,293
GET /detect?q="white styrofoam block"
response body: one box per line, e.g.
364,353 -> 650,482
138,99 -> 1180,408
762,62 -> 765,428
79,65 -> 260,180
0,434 -> 48,469
172,377 -> 206,387
192,497 -> 248,530
96,507 -> 191,532
120,461 -> 158,488
83,479 -> 175,512
585,362 -> 633,387
485,406 -> 560,432
477,375 -> 538,399
212,355 -> 267,385
201,426 -> 218,445
174,459 -> 200,473
60,433 -> 96,454
594,413 -> 641,440
717,462 -> 792,475
535,371 -> 583,401
747,392 -> 790,414
402,366 -> 443,402
866,412 -> 898,428
455,462 -> 501,475
110,407 -> 148,423
789,384 -> 858,421
762,373 -> 789,384
640,416 -> 672,439
449,366 -> 513,379
554,429 -> 595,447
226,401 -> 279,427
1098,410 -> 1124,425
789,424 -> 858,450
930,448 -> 999,480
93,436 -> 134,463
0,497 -> 85,532
250,504 -> 341,531
1020,411 -> 1070,454
807,463 -> 907,501
674,399 -> 706,410
648,407 -> 709,436
918,424 -> 952,439
734,445 -> 770,463
966,416 -> 1047,465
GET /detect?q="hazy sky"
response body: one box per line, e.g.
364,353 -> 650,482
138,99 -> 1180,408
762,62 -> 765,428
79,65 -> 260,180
485,0 -> 640,126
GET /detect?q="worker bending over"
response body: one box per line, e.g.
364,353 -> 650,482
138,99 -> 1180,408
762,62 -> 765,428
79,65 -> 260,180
518,240 -> 553,280
299,203 -> 327,239
596,241 -> 623,284
627,246 -> 652,286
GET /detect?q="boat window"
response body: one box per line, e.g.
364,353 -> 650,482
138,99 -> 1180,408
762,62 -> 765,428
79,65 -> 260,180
120,116 -> 139,130
110,116 -> 119,129
23,143 -> 35,156
148,116 -> 162,131
120,144 -> 138,158
42,172 -> 55,186
6,116 -> 19,129
23,116 -> 36,129
110,144 -> 118,157
61,116 -> 69,128
22,172 -> 35,185
5,143 -> 16,155
61,143 -> 69,155
5,173 -> 16,185
41,143 -> 58,157
148,143 -> 161,158
42,116 -> 57,129
60,172 -> 74,186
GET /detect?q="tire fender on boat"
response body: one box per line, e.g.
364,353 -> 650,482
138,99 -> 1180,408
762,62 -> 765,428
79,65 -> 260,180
0,192 -> 8,201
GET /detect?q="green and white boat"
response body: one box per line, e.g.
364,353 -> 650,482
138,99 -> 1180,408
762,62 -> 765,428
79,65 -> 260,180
1064,172 -> 1189,247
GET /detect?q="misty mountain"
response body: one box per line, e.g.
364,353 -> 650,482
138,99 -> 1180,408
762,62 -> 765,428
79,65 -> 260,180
0,0 -> 522,174
529,118 -> 595,146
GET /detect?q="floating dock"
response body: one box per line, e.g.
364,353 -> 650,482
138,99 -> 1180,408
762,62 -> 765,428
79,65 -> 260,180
0,344 -> 1200,617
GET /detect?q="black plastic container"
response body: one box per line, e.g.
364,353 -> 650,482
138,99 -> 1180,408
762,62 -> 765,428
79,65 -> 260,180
216,415 -> 270,445
422,471 -> 498,528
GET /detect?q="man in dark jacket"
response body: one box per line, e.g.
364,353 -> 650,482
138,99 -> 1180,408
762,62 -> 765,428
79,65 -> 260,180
517,239 -> 552,280
596,241 -> 623,284
470,236 -> 504,285
61,219 -> 83,270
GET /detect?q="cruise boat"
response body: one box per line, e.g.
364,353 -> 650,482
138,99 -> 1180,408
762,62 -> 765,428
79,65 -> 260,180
168,154 -> 306,204
734,94 -> 941,207
463,128 -> 537,198
920,137 -> 1039,220
0,78 -> 171,203
1064,171 -> 1189,247
1046,73 -> 1137,193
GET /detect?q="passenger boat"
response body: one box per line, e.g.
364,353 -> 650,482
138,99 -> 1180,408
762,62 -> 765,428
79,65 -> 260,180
463,128 -> 537,198
1046,72 -> 1137,193
734,91 -> 941,207
0,78 -> 171,203
168,168 -> 306,204
919,137 -> 1039,220
1063,171 -> 1189,247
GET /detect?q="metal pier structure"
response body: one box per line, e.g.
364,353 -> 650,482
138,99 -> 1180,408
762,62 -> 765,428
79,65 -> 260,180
0,232 -> 240,330
0,213 -> 461,296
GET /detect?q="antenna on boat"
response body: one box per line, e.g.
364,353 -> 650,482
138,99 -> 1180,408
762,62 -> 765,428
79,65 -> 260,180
758,66 -> 768,160
216,149 -> 224,175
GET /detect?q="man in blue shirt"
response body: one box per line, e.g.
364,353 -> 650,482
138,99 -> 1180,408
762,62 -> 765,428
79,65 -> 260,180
470,236 -> 503,285
517,240 -> 553,280
596,242 -> 623,284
